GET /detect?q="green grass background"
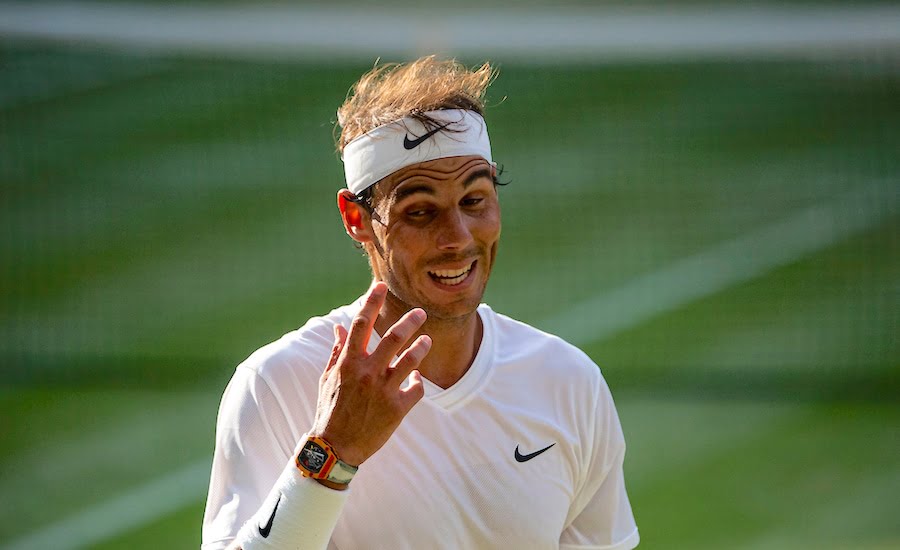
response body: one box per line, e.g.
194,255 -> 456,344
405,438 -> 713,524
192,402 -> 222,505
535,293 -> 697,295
1,36 -> 898,549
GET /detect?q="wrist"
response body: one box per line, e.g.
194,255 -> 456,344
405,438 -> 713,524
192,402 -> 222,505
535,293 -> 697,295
309,429 -> 366,467
314,478 -> 350,491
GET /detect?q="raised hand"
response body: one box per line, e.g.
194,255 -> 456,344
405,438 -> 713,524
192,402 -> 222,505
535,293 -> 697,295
308,281 -> 431,468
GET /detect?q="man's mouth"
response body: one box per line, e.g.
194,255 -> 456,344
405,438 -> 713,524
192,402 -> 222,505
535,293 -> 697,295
427,261 -> 476,286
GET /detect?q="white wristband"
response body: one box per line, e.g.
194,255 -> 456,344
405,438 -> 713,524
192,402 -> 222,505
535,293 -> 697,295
236,456 -> 350,549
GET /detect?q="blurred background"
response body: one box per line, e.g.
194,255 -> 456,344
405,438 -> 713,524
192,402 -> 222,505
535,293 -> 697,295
1,1 -> 898,549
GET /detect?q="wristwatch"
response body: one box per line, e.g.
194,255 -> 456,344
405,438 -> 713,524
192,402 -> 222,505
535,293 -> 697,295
295,435 -> 359,485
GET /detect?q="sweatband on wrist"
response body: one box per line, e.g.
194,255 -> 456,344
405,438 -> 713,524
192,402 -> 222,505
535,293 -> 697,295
341,109 -> 493,195
236,455 -> 349,549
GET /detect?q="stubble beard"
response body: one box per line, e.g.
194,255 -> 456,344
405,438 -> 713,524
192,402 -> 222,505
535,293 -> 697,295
367,239 -> 498,327
381,257 -> 489,327
384,268 -> 486,325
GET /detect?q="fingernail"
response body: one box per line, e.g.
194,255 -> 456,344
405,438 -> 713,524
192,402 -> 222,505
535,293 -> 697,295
412,309 -> 426,322
420,335 -> 432,348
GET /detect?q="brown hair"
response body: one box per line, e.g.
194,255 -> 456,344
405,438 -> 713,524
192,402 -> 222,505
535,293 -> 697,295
336,56 -> 496,153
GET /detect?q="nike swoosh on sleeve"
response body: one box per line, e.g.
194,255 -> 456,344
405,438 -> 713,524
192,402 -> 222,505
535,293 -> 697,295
258,493 -> 282,538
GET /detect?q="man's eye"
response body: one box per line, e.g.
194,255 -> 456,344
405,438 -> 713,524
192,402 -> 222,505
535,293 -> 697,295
462,197 -> 484,207
407,209 -> 430,218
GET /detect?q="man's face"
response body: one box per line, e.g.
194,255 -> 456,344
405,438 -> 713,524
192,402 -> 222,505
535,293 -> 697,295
364,155 -> 501,321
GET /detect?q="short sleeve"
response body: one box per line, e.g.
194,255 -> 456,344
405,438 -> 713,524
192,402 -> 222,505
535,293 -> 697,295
560,376 -> 639,550
201,366 -> 297,550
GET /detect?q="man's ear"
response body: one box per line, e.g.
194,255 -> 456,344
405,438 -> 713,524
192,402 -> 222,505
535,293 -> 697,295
337,189 -> 374,243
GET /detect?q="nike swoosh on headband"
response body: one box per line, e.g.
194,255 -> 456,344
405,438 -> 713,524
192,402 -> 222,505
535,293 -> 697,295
403,122 -> 451,150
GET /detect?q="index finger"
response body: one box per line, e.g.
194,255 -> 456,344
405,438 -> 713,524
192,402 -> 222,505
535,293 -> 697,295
345,281 -> 387,355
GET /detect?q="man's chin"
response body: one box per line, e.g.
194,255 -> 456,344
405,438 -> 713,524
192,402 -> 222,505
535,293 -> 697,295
423,302 -> 480,322
419,289 -> 485,322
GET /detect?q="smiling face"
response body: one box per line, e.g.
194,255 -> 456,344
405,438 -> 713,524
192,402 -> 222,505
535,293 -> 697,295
341,155 -> 501,322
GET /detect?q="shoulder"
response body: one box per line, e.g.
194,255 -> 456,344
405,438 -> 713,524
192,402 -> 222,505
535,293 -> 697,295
237,301 -> 361,387
483,304 -> 605,387
211,302 -> 363,457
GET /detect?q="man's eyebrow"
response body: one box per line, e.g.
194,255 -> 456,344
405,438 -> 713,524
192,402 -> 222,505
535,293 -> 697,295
464,168 -> 493,188
393,183 -> 435,203
392,167 -> 493,203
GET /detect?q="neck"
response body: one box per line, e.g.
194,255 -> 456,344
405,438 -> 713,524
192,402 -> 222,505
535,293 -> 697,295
374,292 -> 483,389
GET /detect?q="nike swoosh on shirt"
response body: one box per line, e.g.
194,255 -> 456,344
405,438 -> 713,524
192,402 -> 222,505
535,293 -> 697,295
514,443 -> 556,462
403,122 -> 451,150
258,493 -> 282,538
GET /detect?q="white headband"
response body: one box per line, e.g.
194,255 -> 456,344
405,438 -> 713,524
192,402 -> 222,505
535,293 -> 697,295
341,109 -> 493,195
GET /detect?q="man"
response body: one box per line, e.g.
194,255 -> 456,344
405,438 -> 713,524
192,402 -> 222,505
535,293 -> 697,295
202,56 -> 639,550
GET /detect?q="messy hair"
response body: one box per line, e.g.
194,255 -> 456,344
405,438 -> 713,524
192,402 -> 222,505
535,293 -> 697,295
335,56 -> 496,153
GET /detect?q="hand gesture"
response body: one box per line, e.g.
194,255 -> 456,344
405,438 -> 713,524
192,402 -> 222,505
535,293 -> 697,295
309,282 -> 431,467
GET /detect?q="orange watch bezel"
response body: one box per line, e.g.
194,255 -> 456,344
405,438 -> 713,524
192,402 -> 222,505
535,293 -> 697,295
295,435 -> 339,479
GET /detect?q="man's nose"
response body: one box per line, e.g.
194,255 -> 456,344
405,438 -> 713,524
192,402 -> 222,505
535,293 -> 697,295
436,208 -> 474,250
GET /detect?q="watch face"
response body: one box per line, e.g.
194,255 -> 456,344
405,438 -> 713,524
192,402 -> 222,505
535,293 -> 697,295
298,441 -> 328,473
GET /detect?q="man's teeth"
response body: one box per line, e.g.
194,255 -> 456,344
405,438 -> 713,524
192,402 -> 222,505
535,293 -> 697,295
429,263 -> 474,285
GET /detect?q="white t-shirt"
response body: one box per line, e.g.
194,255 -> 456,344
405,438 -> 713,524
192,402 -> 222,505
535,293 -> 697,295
202,300 -> 639,550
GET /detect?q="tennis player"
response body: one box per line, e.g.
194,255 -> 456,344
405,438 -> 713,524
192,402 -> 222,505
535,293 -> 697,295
202,56 -> 639,550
